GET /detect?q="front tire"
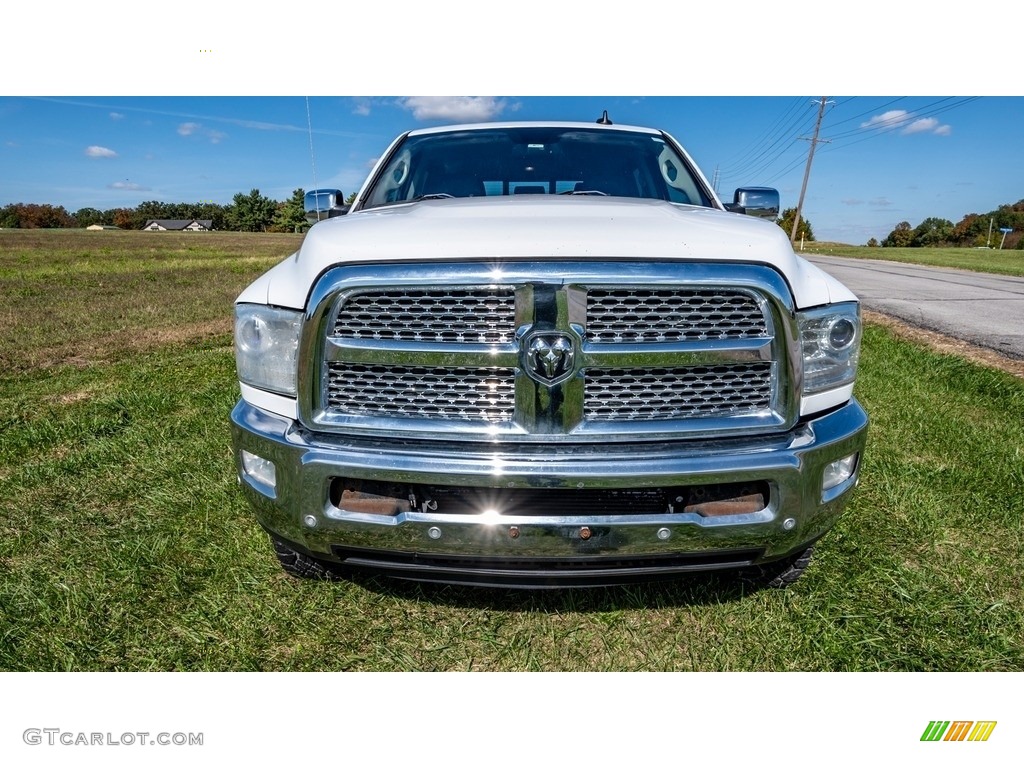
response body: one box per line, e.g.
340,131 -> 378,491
742,546 -> 814,589
271,537 -> 340,580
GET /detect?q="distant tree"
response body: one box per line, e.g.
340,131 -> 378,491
866,238 -> 879,247
271,188 -> 307,233
993,201 -> 1024,232
345,192 -> 357,206
952,213 -> 989,247
911,217 -> 955,247
228,188 -> 276,232
776,208 -> 814,241
194,202 -> 229,230
109,207 -> 143,230
74,207 -> 106,227
882,221 -> 914,248
1,203 -> 75,228
164,203 -> 189,219
137,200 -> 173,222
0,204 -> 18,228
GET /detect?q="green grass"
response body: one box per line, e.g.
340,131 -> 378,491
0,229 -> 300,372
1,230 -> 1022,670
801,242 -> 1024,277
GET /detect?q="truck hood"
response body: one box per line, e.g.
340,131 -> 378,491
239,197 -> 853,309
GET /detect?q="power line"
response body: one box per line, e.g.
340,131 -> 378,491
817,97 -> 978,149
712,98 -> 818,188
716,97 -> 805,173
761,97 -> 982,185
713,96 -> 984,199
716,104 -> 815,187
823,96 -> 907,131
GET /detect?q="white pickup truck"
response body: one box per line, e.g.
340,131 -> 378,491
229,117 -> 867,588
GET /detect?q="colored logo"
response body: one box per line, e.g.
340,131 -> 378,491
921,721 -> 997,742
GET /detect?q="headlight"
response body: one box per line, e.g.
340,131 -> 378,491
798,302 -> 861,395
234,304 -> 303,396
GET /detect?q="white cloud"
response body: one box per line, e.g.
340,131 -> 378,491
353,99 -> 372,117
86,145 -> 117,158
860,110 -> 910,130
108,181 -> 150,191
109,112 -> 125,120
861,110 -> 950,136
178,122 -> 226,143
902,117 -> 950,135
400,96 -> 507,122
902,117 -> 938,134
841,198 -> 864,206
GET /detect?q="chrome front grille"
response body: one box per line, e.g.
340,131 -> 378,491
585,363 -> 773,421
333,287 -> 516,343
586,289 -> 767,342
306,263 -> 795,441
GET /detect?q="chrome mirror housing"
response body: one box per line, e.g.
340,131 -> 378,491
304,189 -> 347,224
726,187 -> 780,219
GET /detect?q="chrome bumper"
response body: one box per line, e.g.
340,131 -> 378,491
230,399 -> 868,586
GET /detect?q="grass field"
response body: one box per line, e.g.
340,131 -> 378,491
802,242 -> 1024,277
1,230 -> 1022,671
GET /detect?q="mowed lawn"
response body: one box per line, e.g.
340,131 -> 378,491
802,242 -> 1024,277
1,230 -> 1022,671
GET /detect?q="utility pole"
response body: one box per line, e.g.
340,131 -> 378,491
790,97 -> 832,243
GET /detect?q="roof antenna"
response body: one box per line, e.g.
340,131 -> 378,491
596,110 -> 613,125
306,96 -> 322,221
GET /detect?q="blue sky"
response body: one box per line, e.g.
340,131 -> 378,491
2,95 -> 1020,243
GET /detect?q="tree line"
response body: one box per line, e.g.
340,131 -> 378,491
0,189 -> 308,233
4,191 -> 1022,249
873,199 -> 1024,249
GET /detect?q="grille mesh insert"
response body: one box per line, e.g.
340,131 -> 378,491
587,288 -> 766,343
334,288 -> 516,343
327,364 -> 516,422
585,363 -> 773,420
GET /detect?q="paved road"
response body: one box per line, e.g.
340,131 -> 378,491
805,255 -> 1024,361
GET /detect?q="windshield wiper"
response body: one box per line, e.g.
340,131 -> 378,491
410,193 -> 455,201
559,189 -> 608,196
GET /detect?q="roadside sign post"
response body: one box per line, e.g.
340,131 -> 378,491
998,227 -> 1013,250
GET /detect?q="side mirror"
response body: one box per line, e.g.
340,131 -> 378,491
724,187 -> 780,220
304,189 -> 348,224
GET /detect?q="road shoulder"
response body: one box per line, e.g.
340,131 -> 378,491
865,310 -> 1024,380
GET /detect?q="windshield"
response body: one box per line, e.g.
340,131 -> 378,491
361,126 -> 714,209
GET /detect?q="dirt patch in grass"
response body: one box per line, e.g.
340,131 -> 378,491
865,310 -> 1024,380
39,318 -> 230,370
46,387 -> 101,406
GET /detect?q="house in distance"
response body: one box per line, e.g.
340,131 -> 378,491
142,219 -> 213,232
